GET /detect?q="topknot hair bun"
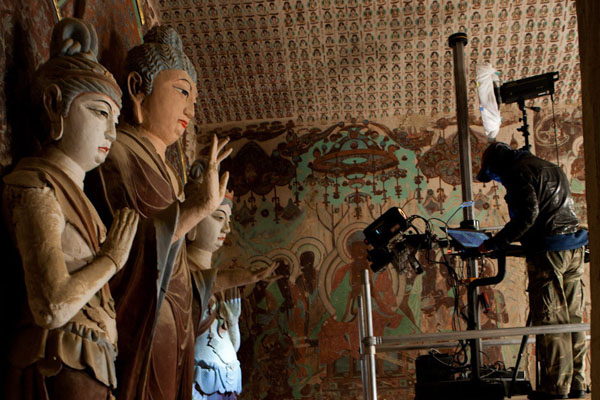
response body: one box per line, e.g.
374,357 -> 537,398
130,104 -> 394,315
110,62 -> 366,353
124,24 -> 197,94
143,25 -> 183,52
50,17 -> 99,60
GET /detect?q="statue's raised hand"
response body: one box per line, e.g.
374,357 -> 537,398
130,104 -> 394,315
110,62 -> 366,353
188,134 -> 231,216
176,135 -> 232,243
99,208 -> 140,271
221,287 -> 242,323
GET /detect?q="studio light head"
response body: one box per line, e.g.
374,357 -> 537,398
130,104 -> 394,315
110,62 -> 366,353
496,71 -> 559,105
492,71 -> 559,150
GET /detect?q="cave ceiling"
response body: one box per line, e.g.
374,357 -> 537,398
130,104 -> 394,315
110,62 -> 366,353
156,0 -> 581,126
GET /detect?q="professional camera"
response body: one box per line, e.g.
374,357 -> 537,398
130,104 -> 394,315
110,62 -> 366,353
363,207 -> 441,273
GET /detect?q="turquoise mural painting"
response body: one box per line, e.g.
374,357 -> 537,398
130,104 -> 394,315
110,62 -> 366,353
193,109 -> 588,399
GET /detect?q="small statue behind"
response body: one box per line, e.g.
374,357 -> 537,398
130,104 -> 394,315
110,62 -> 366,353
188,190 -> 241,400
2,18 -> 138,400
186,160 -> 277,400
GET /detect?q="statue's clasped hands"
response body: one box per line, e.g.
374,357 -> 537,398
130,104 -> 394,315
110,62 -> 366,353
98,207 -> 140,271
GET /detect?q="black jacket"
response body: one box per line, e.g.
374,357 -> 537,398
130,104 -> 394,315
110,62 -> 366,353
486,151 -> 580,250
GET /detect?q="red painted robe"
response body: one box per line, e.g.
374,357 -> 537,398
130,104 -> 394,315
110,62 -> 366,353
85,127 -> 194,400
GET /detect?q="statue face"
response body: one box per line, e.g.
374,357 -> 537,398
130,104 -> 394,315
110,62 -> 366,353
55,92 -> 120,172
190,203 -> 232,253
139,69 -> 197,148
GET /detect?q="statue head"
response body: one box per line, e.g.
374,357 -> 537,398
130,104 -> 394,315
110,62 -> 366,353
187,159 -> 233,253
124,25 -> 198,150
187,195 -> 233,253
34,18 -> 122,172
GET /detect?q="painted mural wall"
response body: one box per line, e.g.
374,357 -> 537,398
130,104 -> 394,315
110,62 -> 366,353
154,1 -> 588,396
194,106 -> 589,399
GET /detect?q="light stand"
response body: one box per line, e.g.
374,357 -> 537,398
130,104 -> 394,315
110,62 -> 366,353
516,99 -> 541,152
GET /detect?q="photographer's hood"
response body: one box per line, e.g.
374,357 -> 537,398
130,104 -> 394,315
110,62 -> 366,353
476,141 -> 516,183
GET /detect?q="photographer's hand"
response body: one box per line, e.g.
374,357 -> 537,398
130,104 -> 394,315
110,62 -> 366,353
478,241 -> 493,254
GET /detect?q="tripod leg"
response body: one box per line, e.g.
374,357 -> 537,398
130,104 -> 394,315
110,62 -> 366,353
509,313 -> 532,398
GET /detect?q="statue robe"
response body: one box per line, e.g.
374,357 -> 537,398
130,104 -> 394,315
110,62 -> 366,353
3,157 -> 117,399
187,251 -> 218,337
187,251 -> 239,400
85,127 -> 194,400
192,293 -> 242,400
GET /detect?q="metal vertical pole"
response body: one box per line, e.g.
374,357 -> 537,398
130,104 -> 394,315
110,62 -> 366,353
358,295 -> 369,400
448,32 -> 482,380
449,32 -> 474,221
362,269 -> 377,399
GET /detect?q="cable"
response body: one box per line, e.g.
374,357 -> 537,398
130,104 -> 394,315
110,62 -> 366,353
551,93 -> 560,165
445,201 -> 475,225
408,214 -> 432,232
388,210 -> 487,351
423,213 -> 472,334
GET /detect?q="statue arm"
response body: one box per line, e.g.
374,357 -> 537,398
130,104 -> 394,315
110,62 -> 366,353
213,268 -> 256,292
173,199 -> 217,243
213,262 -> 279,292
229,317 -> 241,352
222,288 -> 242,352
11,187 -> 136,329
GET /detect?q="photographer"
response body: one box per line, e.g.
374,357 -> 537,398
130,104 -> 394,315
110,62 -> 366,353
476,141 -> 588,400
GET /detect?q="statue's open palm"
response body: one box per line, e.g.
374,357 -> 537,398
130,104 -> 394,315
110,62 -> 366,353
222,287 -> 242,323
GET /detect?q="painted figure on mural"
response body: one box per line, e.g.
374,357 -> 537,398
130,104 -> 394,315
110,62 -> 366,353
185,159 -> 278,400
234,257 -> 299,399
2,18 -> 139,399
418,248 -> 458,333
477,141 -> 589,400
84,25 -> 231,400
332,231 -> 400,323
293,251 -> 327,342
320,231 -> 402,373
479,258 -> 510,364
285,250 -> 328,395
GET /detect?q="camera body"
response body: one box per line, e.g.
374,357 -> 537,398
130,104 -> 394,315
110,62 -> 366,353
363,207 -> 445,273
363,207 -> 408,250
363,207 -> 408,273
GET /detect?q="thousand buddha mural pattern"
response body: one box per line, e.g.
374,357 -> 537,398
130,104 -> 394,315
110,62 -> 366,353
155,0 -> 581,125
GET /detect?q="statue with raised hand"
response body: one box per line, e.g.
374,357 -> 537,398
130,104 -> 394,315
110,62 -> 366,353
2,18 -> 139,400
84,25 -> 230,400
